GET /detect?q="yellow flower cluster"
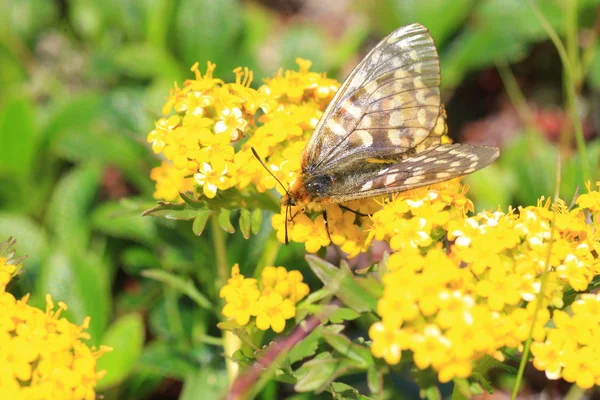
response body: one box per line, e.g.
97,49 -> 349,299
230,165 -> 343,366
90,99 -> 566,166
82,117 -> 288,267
148,59 -> 338,200
531,293 -> 600,388
220,264 -> 309,333
0,256 -> 18,292
0,292 -> 111,400
369,182 -> 600,384
0,245 -> 110,399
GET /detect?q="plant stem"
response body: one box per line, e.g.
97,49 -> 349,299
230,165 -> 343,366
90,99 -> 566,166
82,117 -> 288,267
210,215 -> 239,383
211,215 -> 229,285
496,59 -> 536,130
511,213 -> 557,400
529,0 -> 590,181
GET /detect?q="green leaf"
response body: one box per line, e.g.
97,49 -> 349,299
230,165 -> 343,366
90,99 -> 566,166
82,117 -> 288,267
52,129 -> 148,182
367,366 -> 382,395
218,209 -> 235,233
0,96 -> 38,181
96,313 -> 145,390
179,368 -> 228,400
328,307 -> 360,323
288,326 -> 323,364
45,164 -> 102,250
37,249 -> 112,345
322,331 -> 374,368
174,0 -> 242,70
137,340 -> 199,380
305,255 -> 378,313
251,208 -> 262,234
121,246 -> 161,275
192,210 -> 214,236
330,382 -> 373,400
115,43 -> 183,80
239,208 -> 251,239
279,25 -> 328,72
366,0 -> 474,46
294,354 -> 364,392
91,201 -> 158,246
43,94 -> 104,147
141,269 -> 212,310
0,213 -> 47,292
143,201 -> 202,221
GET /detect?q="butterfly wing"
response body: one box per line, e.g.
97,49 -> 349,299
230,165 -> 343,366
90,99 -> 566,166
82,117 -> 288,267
303,23 -> 443,176
325,144 -> 500,202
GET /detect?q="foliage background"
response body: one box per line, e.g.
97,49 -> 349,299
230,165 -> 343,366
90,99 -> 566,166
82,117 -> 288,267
0,0 -> 599,398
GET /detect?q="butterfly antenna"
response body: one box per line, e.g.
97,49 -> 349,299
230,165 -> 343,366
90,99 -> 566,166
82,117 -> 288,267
251,147 -> 289,195
285,204 -> 290,245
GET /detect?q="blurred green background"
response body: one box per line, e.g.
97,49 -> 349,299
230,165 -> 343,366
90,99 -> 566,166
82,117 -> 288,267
1,0 -> 599,399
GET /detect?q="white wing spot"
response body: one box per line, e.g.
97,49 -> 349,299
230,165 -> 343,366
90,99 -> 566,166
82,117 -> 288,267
388,131 -> 402,145
357,130 -> 373,146
385,174 -> 398,185
345,103 -> 362,119
407,155 -> 426,163
390,111 -> 403,126
404,176 -> 424,185
394,70 -> 408,79
450,161 -> 461,167
361,180 -> 373,191
329,121 -> 347,136
409,50 -> 418,60
413,76 -> 424,88
417,108 -> 428,125
436,172 -> 451,178
469,162 -> 478,169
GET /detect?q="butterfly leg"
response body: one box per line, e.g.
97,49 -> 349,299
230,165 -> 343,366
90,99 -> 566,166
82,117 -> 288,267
322,210 -> 333,244
339,205 -> 371,217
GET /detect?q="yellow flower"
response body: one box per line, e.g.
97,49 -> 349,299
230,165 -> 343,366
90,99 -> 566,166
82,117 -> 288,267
0,257 -> 17,292
194,162 -> 231,198
222,288 -> 260,326
254,292 -> 295,333
576,181 -> 600,213
147,115 -> 180,154
531,293 -> 600,388
368,322 -> 410,365
149,162 -> 194,201
0,292 -> 110,400
220,264 -> 309,333
214,107 -> 247,141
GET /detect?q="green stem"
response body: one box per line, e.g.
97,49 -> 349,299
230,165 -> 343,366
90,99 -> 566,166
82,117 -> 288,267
511,213 -> 557,400
496,59 -> 536,130
210,215 -> 239,383
529,0 -> 590,181
211,215 -> 229,285
564,384 -> 586,400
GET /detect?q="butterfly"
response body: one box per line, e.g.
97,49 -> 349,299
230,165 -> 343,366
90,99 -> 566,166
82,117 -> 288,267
254,23 -> 499,244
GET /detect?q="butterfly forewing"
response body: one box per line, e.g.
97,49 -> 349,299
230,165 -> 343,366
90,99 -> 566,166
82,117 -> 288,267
303,23 -> 443,175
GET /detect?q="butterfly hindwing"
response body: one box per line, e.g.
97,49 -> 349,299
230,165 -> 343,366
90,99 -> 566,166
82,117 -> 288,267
303,23 -> 442,176
325,144 -> 500,202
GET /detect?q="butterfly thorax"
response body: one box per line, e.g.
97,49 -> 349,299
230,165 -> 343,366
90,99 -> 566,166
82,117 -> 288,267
283,173 -> 335,209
